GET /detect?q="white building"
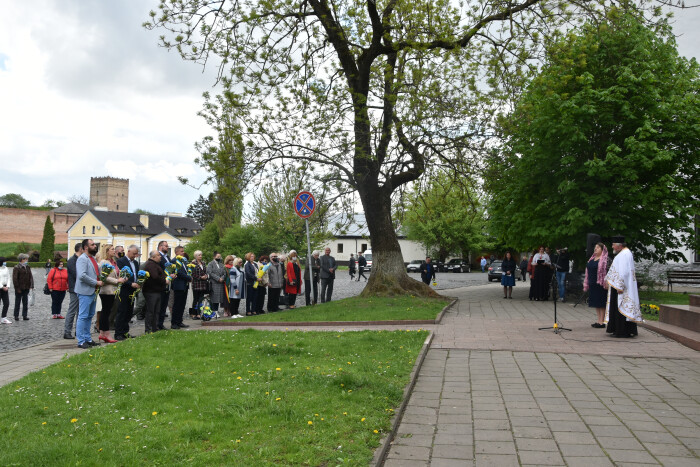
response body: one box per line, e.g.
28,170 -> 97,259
320,213 -> 425,264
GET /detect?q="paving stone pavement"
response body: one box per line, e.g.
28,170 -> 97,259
384,284 -> 700,466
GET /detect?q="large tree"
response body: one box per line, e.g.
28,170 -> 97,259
0,193 -> 31,209
39,216 -> 56,262
486,8 -> 700,262
186,193 -> 216,226
145,0 -> 662,295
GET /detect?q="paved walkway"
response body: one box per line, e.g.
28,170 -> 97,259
385,285 -> 700,466
2,282 -> 699,466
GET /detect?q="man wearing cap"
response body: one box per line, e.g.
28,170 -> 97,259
604,236 -> 641,338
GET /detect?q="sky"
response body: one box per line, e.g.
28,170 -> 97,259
0,1 -> 698,215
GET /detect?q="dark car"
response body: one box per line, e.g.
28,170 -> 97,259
445,258 -> 471,273
488,260 -> 519,282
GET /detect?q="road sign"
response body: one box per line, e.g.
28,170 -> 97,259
294,191 -> 316,219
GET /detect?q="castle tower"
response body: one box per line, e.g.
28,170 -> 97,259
89,177 -> 129,212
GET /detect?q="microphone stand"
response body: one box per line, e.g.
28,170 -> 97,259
538,254 -> 571,334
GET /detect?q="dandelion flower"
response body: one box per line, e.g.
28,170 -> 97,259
98,448 -> 102,452
152,412 -> 158,416
275,398 -> 281,401
361,418 -> 366,422
42,422 -> 47,425
237,376 -> 242,380
71,418 -> 78,423
95,422 -> 99,425
343,412 -> 347,415
125,436 -> 130,439
273,344 -> 277,347
374,430 -> 379,434
275,368 -> 281,371
314,413 -> 319,417
308,421 -> 313,425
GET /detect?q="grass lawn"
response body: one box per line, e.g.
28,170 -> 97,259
0,242 -> 68,257
0,329 -> 428,466
639,290 -> 691,321
233,295 -> 450,323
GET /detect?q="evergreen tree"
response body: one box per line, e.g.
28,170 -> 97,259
39,216 -> 56,261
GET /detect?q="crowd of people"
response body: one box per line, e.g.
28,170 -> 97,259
0,241 -> 368,349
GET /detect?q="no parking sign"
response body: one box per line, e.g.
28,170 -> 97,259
294,191 -> 316,218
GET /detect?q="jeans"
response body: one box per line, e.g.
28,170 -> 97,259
51,290 -> 66,316
64,292 -> 79,334
555,271 -> 566,300
14,290 -> 29,318
320,278 -> 334,303
76,294 -> 97,344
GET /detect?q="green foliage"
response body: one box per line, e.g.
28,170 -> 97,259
486,9 -> 700,263
0,193 -> 31,208
132,208 -> 153,215
39,216 -> 56,261
186,193 -> 214,226
402,172 -> 487,261
219,224 -> 279,258
183,222 -> 220,260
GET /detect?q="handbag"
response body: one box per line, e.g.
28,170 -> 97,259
43,283 -> 51,295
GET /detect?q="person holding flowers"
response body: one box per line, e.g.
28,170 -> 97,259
255,255 -> 270,314
115,245 -> 140,340
189,250 -> 209,319
170,245 -> 192,329
97,244 -> 125,343
244,252 -> 260,316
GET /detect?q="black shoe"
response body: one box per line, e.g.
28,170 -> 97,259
63,333 -> 74,340
23,317 -> 29,321
170,324 -> 181,330
115,335 -> 127,341
87,340 -> 100,346
77,342 -> 91,349
177,323 -> 189,328
158,325 -> 166,330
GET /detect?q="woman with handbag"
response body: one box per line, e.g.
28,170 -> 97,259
47,259 -> 69,319
190,250 -> 209,319
96,244 -> 125,343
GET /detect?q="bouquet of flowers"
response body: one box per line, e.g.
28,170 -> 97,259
165,262 -> 178,282
201,304 -> 216,322
115,266 -> 133,301
130,270 -> 150,304
95,263 -> 115,299
253,263 -> 271,289
186,262 -> 196,277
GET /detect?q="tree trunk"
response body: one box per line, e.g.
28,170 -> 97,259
359,185 -> 438,297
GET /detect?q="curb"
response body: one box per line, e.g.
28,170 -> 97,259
372,331 -> 434,467
201,299 -> 457,328
638,321 -> 700,351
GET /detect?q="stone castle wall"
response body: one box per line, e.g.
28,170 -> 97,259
0,208 -> 76,244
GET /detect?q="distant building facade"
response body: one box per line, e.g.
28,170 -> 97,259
90,176 -> 129,212
0,202 -> 88,244
66,209 -> 202,262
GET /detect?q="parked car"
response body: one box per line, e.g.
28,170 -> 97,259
445,258 -> 471,273
406,260 -> 423,273
487,260 -> 519,282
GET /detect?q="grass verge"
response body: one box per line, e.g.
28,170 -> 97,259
233,295 -> 449,322
639,290 -> 691,321
0,329 -> 428,466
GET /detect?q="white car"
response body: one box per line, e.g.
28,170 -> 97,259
364,249 -> 372,271
406,260 -> 422,273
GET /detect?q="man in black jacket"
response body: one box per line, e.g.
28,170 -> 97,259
170,245 -> 192,329
157,240 -> 171,330
356,252 -> 368,281
419,257 -> 436,285
320,248 -> 337,303
115,245 -> 140,340
64,242 -> 83,339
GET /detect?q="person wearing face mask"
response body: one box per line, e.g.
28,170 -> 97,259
47,259 -> 69,319
12,253 -> 34,321
206,251 -> 227,316
115,245 -> 125,259
266,253 -> 284,312
0,257 -> 11,324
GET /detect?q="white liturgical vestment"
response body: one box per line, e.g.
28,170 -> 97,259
604,248 -> 642,323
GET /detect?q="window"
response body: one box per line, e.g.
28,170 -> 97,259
116,205 -> 119,210
361,243 -> 367,252
82,226 -> 86,234
337,244 -> 344,253
92,226 -> 95,234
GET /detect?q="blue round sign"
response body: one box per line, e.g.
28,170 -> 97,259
294,191 -> 316,218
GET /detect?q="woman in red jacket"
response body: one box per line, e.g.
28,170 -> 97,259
285,250 -> 302,309
47,259 -> 69,319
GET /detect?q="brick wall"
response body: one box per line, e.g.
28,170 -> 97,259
0,208 -> 77,243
